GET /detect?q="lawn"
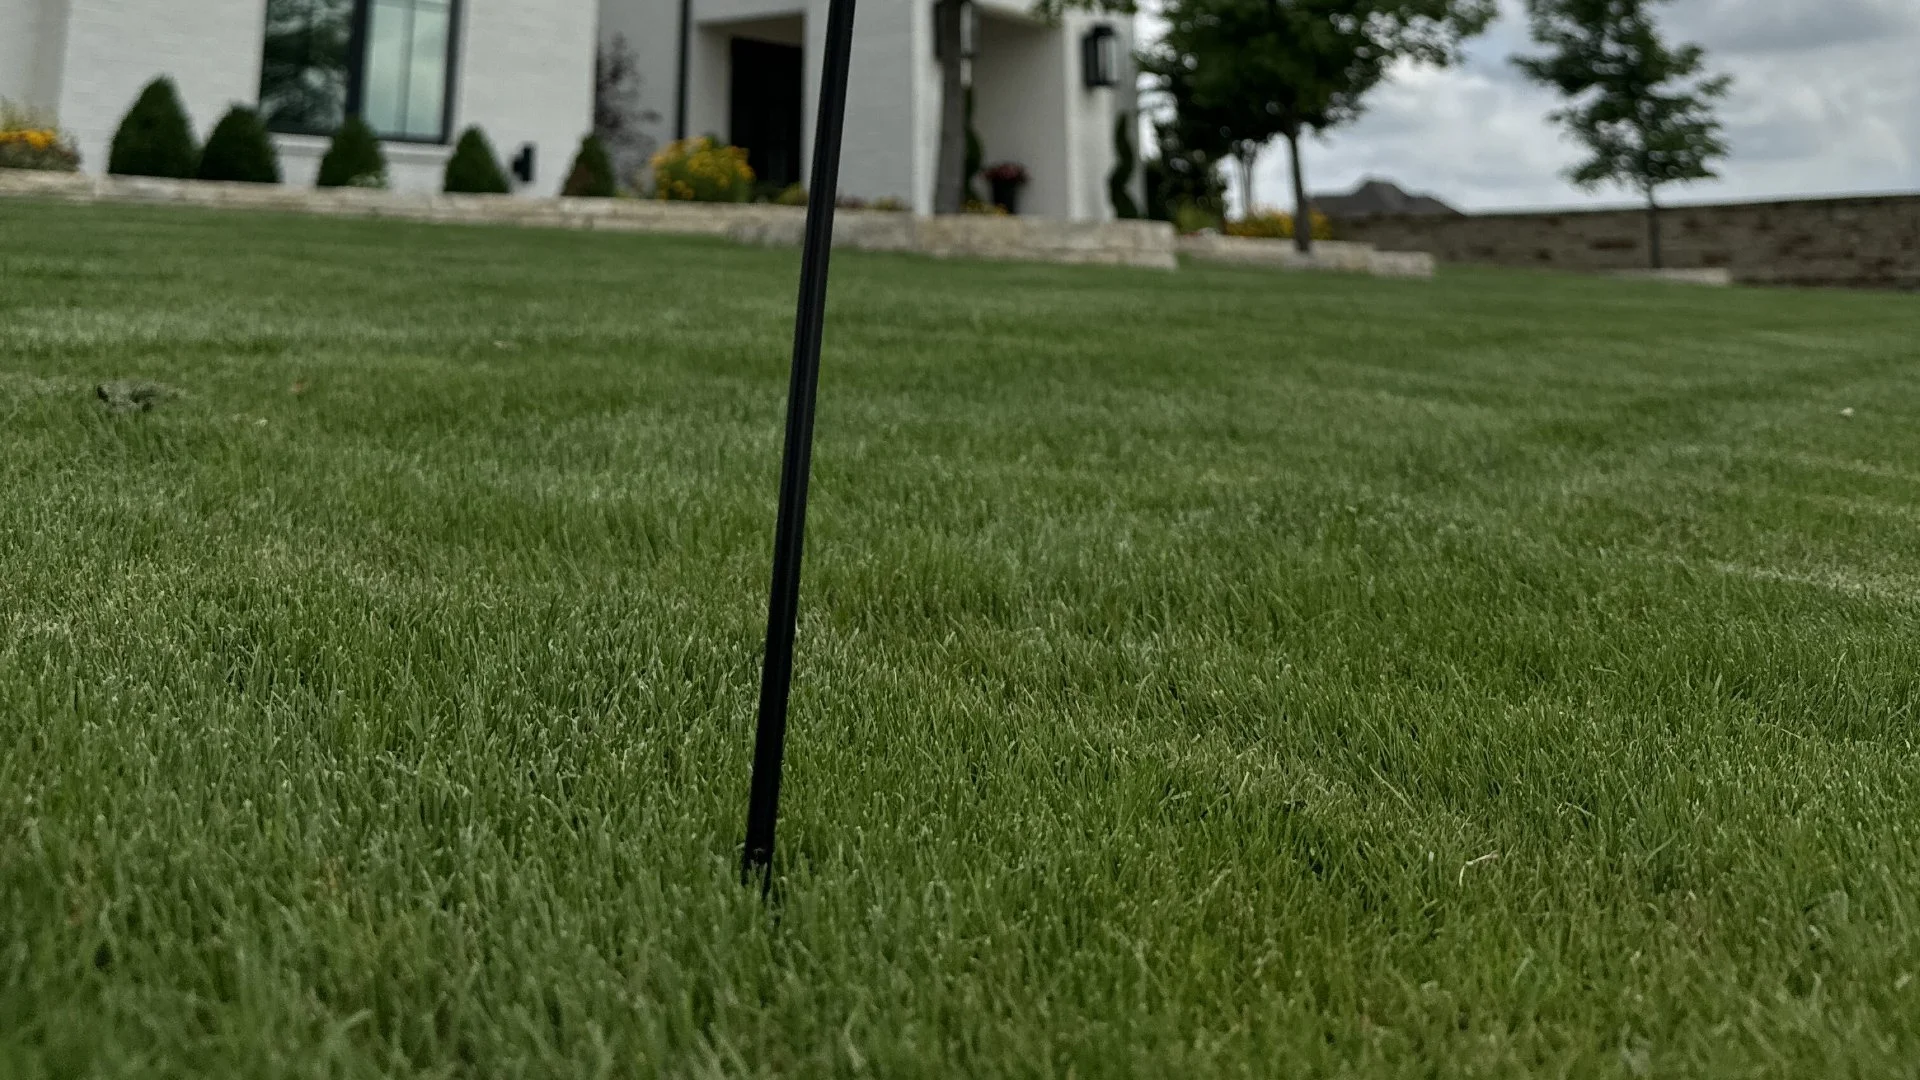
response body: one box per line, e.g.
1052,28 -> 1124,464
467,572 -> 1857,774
3,200 -> 1919,1078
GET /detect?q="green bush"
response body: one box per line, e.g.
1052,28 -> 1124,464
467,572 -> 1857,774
1171,201 -> 1222,235
560,135 -> 615,197
443,127 -> 510,194
963,87 -> 984,204
107,78 -> 198,178
774,183 -> 809,206
196,106 -> 281,184
315,116 -> 387,188
1109,113 -> 1140,220
649,137 -> 754,203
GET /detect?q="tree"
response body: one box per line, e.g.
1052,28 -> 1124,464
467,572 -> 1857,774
108,78 -> 199,179
1139,0 -> 1492,252
1109,113 -> 1141,219
197,106 -> 282,184
595,34 -> 660,191
1514,0 -> 1729,269
1140,42 -> 1234,227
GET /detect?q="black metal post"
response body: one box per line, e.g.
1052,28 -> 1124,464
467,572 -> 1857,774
742,0 -> 859,889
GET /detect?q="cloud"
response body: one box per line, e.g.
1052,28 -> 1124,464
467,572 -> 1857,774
1161,0 -> 1920,213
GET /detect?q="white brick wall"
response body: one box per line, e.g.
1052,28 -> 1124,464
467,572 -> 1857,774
13,0 -> 593,197
54,0 -> 268,174
454,0 -> 598,197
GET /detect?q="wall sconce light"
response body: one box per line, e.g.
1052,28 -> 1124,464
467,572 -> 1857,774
1082,25 -> 1118,89
511,143 -> 536,185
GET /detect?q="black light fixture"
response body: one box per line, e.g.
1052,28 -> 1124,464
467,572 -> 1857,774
933,0 -> 978,60
510,143 -> 536,185
1082,24 -> 1118,89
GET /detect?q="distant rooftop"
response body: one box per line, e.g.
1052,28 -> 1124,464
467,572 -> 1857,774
1314,179 -> 1461,219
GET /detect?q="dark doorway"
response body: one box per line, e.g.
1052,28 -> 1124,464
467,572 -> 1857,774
730,38 -> 804,193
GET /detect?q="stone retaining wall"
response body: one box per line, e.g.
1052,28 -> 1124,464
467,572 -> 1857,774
1175,235 -> 1435,278
0,169 -> 1177,270
1334,193 -> 1920,289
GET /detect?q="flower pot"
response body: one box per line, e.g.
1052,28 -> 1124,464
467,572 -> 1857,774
990,177 -> 1024,215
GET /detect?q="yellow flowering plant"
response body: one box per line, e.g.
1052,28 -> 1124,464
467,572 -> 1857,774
0,100 -> 81,172
649,137 -> 755,203
1224,207 -> 1335,242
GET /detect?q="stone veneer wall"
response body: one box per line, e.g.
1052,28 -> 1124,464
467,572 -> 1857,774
1333,193 -> 1920,289
0,169 -> 1177,270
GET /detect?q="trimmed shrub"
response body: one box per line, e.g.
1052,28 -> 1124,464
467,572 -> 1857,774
649,136 -> 753,203
0,100 -> 81,172
1109,113 -> 1140,220
107,78 -> 198,178
1172,201 -> 1222,235
196,106 -> 281,184
1224,208 -> 1334,241
444,127 -> 510,194
963,87 -> 984,204
316,116 -> 387,188
774,183 -> 809,207
561,134 -> 616,197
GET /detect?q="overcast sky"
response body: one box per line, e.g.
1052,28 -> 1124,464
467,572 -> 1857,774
1139,0 -> 1920,213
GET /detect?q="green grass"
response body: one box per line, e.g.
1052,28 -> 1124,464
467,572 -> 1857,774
3,200 -> 1919,1078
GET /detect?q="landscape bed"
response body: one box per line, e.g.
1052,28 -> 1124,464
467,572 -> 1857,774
3,201 -> 1919,1077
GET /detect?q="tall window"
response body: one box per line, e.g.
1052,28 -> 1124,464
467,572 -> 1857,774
258,0 -> 458,143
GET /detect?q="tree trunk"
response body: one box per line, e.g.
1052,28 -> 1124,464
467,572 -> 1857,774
933,0 -> 969,215
1287,128 -> 1312,255
1644,188 -> 1662,270
1237,148 -> 1256,222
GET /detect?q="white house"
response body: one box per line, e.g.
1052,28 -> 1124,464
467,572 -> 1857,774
1,0 -> 1138,219
1,0 -> 597,196
601,0 -> 1140,219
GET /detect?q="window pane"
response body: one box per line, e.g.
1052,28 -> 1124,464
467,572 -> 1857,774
363,0 -> 453,141
259,0 -> 353,135
404,3 -> 450,139
363,0 -> 410,136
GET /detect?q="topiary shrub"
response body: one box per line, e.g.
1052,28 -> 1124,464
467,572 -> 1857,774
963,87 -> 984,205
560,134 -> 615,197
316,116 -> 387,188
444,127 -> 510,194
1109,113 -> 1140,220
196,106 -> 281,184
649,137 -> 754,202
107,78 -> 198,178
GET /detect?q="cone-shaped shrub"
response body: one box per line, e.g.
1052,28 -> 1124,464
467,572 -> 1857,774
107,78 -> 198,178
443,127 -> 510,194
196,106 -> 281,184
561,135 -> 615,197
315,116 -> 386,188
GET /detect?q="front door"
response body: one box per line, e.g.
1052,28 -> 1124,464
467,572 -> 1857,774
729,38 -> 804,193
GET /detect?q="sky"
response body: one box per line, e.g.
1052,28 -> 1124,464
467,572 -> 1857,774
1138,0 -> 1920,213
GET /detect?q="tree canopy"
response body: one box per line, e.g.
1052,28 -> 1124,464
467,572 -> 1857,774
1514,0 -> 1730,266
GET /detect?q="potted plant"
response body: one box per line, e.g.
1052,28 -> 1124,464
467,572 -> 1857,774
984,161 -> 1029,215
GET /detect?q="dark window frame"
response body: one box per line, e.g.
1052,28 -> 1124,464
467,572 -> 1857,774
261,0 -> 462,145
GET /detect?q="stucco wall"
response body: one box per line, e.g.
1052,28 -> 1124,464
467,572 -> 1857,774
1334,194 -> 1920,289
